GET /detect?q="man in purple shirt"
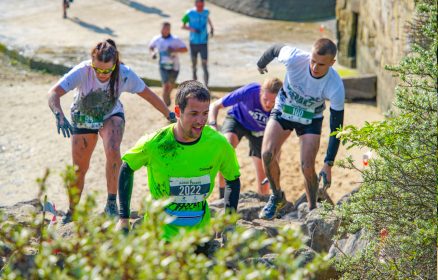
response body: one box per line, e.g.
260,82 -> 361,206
208,78 -> 282,197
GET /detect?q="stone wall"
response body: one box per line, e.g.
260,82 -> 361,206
336,0 -> 415,112
208,0 -> 336,22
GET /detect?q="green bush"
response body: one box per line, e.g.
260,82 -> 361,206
332,1 -> 437,279
0,165 -> 328,279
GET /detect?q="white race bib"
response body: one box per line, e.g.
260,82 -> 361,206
169,175 -> 210,204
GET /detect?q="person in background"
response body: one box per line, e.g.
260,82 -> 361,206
182,0 -> 214,87
208,78 -> 283,198
149,22 -> 188,106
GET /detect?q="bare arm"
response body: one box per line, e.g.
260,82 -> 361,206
208,98 -> 224,129
48,84 -> 67,118
182,22 -> 197,33
208,17 -> 214,35
149,46 -> 157,59
48,84 -> 73,137
137,86 -> 172,120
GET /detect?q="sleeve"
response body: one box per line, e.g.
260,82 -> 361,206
122,67 -> 147,94
219,140 -> 240,181
182,12 -> 190,24
149,36 -> 158,49
57,63 -> 85,92
121,134 -> 151,171
324,108 -> 344,163
326,77 -> 345,111
277,46 -> 299,67
221,83 -> 260,108
256,44 -> 285,69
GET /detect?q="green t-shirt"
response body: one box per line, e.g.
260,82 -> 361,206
122,124 -> 240,240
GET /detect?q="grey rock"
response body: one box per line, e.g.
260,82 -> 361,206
327,228 -> 368,259
302,209 -> 340,253
243,253 -> 278,268
294,246 -> 316,267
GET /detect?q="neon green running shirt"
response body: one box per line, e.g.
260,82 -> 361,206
122,124 -> 240,240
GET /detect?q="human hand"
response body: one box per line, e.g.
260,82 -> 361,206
116,219 -> 130,234
210,28 -> 214,37
151,53 -> 157,60
55,112 -> 73,138
258,67 -> 268,74
319,164 -> 332,191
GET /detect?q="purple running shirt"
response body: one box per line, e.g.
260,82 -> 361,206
221,83 -> 270,132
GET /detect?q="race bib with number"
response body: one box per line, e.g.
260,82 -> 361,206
72,111 -> 104,130
166,175 -> 211,227
169,175 -> 210,203
281,104 -> 315,125
159,51 -> 174,70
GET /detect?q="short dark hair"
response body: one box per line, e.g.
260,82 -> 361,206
175,80 -> 210,112
313,38 -> 337,57
162,21 -> 171,28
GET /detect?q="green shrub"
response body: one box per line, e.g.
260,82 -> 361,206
332,1 -> 437,279
0,166 -> 328,279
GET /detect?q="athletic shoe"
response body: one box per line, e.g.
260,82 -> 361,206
61,210 -> 73,225
259,191 -> 287,220
104,200 -> 119,218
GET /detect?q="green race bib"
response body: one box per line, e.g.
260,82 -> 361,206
281,104 -> 315,125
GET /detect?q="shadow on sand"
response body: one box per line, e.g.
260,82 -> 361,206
69,17 -> 117,37
114,0 -> 170,18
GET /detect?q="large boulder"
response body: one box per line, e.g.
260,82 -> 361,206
301,209 -> 341,253
327,228 -> 368,259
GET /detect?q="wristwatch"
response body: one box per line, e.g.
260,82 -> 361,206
167,112 -> 176,123
208,121 -> 217,126
325,161 -> 334,167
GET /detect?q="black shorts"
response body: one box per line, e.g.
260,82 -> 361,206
221,116 -> 263,158
270,109 -> 323,136
72,112 -> 125,135
190,43 -> 208,60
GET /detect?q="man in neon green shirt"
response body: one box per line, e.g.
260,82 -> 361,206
116,80 -> 241,240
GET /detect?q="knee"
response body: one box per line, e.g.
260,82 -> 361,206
74,163 -> 90,176
301,161 -> 315,178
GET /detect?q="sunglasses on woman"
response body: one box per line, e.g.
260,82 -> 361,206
91,62 -> 116,74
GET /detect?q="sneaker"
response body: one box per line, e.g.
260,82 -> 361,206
61,210 -> 73,225
259,191 -> 287,220
104,200 -> 119,218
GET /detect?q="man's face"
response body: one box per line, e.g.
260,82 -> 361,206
260,90 -> 277,112
175,97 -> 209,142
309,51 -> 335,78
195,1 -> 204,11
161,24 -> 171,37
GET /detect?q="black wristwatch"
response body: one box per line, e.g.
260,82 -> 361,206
325,161 -> 334,167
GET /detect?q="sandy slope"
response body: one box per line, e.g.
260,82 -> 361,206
0,53 -> 383,213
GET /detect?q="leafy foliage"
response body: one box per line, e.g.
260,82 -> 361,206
0,166 -> 327,279
332,1 -> 437,278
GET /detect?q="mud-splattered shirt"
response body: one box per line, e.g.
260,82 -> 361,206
57,60 -> 146,121
122,124 -> 240,239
